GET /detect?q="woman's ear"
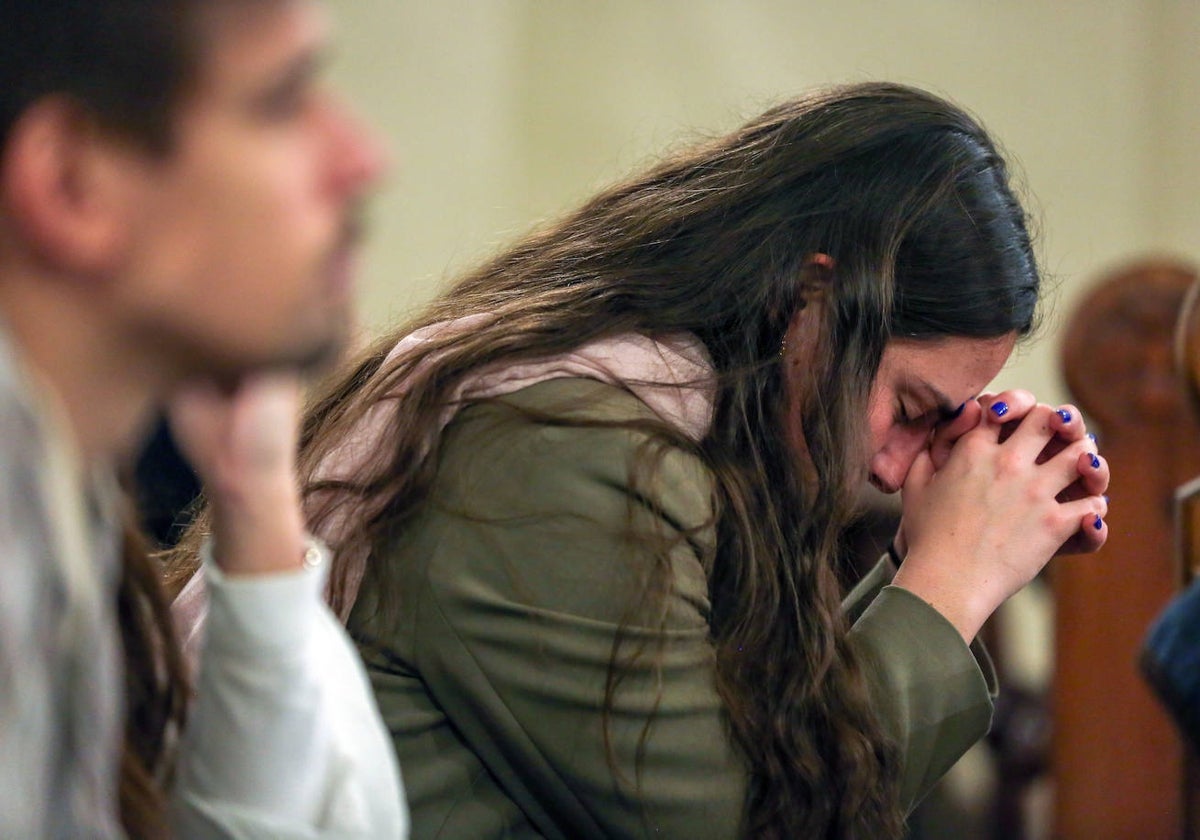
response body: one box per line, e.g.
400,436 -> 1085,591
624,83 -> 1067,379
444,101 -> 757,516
779,253 -> 837,485
799,252 -> 835,294
783,253 -> 835,357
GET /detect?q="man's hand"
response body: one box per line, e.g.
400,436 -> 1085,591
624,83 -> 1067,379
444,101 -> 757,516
167,373 -> 309,576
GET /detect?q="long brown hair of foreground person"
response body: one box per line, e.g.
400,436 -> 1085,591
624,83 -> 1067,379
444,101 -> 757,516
173,82 -> 1041,838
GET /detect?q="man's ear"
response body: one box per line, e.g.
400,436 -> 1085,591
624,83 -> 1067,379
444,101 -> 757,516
1,97 -> 137,277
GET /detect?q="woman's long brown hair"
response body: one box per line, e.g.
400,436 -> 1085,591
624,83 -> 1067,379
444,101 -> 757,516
119,513 -> 190,839
168,81 -> 1039,838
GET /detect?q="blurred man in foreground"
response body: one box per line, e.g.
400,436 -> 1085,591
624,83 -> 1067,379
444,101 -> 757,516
0,0 -> 406,835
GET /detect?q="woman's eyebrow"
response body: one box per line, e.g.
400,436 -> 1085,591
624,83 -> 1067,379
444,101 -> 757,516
905,377 -> 962,419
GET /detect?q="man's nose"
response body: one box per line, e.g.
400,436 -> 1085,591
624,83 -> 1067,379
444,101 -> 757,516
325,95 -> 389,196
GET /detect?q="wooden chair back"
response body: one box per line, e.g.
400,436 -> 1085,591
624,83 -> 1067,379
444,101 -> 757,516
1172,274 -> 1200,838
1056,259 -> 1200,839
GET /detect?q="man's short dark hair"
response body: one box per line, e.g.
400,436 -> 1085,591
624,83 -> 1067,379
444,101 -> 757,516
0,0 -> 206,153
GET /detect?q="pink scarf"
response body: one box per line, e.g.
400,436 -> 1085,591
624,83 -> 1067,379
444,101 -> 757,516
172,316 -> 714,655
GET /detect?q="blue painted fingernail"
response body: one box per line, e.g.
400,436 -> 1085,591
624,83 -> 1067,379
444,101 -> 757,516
1057,408 -> 1072,423
991,401 -> 1009,418
951,402 -> 966,418
1103,494 -> 1110,506
1090,453 -> 1101,469
1087,432 -> 1097,443
1093,515 -> 1103,530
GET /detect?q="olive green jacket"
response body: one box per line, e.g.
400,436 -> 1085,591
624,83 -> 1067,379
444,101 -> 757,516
349,378 -> 996,839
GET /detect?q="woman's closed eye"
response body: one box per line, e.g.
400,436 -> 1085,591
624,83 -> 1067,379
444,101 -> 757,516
896,401 -> 938,429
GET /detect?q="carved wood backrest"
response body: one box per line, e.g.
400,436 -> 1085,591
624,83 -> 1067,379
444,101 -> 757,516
1057,259 -> 1200,839
1176,275 -> 1200,591
1174,275 -> 1200,838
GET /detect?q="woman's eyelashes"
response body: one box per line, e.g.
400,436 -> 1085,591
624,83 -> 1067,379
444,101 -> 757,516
896,400 -> 943,431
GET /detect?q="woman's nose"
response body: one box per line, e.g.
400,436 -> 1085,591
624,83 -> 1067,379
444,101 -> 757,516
869,430 -> 932,493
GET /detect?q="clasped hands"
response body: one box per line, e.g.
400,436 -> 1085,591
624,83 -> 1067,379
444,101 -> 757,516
891,391 -> 1110,642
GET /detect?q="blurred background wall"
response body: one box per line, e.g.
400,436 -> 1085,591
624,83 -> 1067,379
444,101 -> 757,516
330,0 -> 1200,407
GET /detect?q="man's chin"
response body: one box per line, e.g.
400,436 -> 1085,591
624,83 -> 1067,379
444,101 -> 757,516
290,332 -> 345,375
174,329 -> 347,388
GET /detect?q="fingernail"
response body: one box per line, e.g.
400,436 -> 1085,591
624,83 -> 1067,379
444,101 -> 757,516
1093,515 -> 1103,530
1090,453 -> 1101,469
1087,432 -> 1097,443
991,401 -> 1009,418
1103,494 -> 1110,506
1057,408 -> 1073,423
951,402 -> 966,418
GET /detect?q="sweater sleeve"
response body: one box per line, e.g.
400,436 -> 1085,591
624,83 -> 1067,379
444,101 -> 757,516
364,379 -> 993,838
169,540 -> 408,839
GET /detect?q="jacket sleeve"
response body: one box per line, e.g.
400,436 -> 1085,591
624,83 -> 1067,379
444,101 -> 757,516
844,555 -> 998,807
169,542 -> 409,839
369,380 -> 993,837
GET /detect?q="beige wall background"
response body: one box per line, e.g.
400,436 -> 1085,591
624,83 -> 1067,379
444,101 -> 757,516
329,0 -> 1200,409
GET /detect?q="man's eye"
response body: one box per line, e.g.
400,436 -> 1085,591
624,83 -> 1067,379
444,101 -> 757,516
255,76 -> 318,120
260,88 -> 305,118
